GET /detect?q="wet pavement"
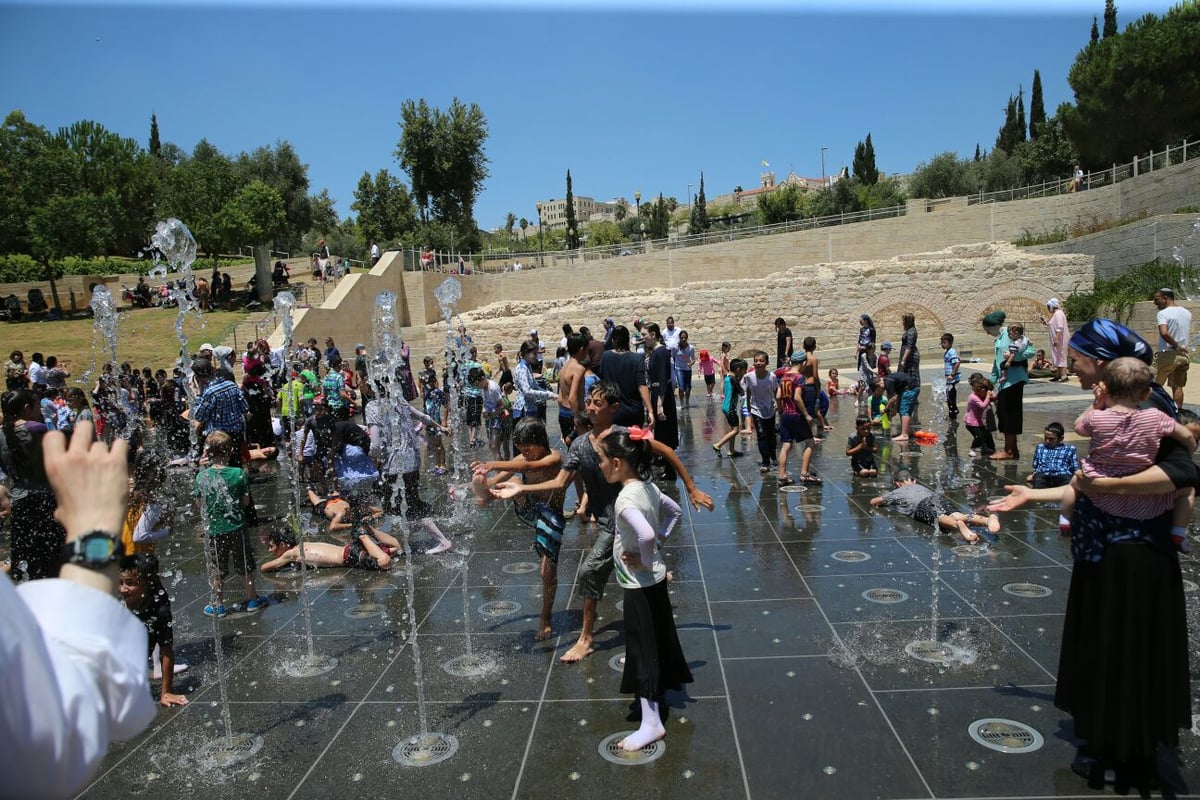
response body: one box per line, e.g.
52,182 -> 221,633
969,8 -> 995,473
62,377 -> 1200,798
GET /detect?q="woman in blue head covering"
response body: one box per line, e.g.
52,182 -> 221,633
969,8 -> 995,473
990,318 -> 1194,792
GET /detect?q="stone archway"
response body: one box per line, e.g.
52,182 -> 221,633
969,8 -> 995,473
860,292 -> 948,340
974,281 -> 1062,329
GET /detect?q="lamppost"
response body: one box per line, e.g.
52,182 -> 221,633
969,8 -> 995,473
634,191 -> 641,240
536,202 -> 544,268
687,182 -> 693,208
820,146 -> 828,187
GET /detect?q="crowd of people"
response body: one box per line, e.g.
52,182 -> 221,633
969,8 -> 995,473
0,289 -> 1196,793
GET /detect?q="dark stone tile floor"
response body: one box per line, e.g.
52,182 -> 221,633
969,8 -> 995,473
31,379 -> 1200,798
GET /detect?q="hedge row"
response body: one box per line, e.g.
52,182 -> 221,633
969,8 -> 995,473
0,254 -> 247,284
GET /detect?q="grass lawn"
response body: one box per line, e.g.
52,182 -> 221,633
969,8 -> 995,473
4,307 -> 255,385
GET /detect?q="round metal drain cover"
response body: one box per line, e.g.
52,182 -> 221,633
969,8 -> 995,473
502,562 -> 539,574
281,653 -> 339,677
832,550 -> 870,562
952,544 -> 990,558
1002,582 -> 1052,598
968,718 -> 1044,753
779,484 -> 807,493
392,732 -> 459,766
443,653 -> 499,677
797,504 -> 825,512
608,652 -> 626,673
344,602 -> 385,618
197,733 -> 264,768
1184,579 -> 1198,593
479,600 -> 522,617
862,588 -> 909,604
905,639 -> 976,665
598,732 -> 666,765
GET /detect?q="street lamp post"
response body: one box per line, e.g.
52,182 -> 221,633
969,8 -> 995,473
536,202 -> 544,268
820,146 -> 828,187
687,182 -> 693,208
634,191 -> 641,241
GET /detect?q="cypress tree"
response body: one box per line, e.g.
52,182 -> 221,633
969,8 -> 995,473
974,143 -> 982,162
853,133 -> 879,185
1016,88 -> 1027,143
149,113 -> 161,157
1102,0 -> 1118,37
1090,15 -> 1099,42
564,169 -> 580,249
1029,70 -> 1046,138
688,173 -> 709,235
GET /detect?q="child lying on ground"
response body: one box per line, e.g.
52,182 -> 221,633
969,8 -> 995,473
870,469 -> 1000,543
261,527 -> 401,572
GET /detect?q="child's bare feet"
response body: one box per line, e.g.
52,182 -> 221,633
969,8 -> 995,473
425,540 -> 452,555
961,528 -> 979,543
986,514 -> 1000,533
559,638 -> 595,663
535,623 -> 554,641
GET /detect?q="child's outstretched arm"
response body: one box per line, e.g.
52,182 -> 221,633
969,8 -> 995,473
869,495 -> 886,507
494,468 -> 574,498
261,547 -> 299,573
1168,422 -> 1196,452
648,439 -> 714,510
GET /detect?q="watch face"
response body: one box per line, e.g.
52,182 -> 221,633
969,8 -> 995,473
82,534 -> 117,562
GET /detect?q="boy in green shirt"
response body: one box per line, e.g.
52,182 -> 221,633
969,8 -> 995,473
194,431 -> 264,617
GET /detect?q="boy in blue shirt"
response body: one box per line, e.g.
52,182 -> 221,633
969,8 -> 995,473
941,333 -> 961,418
1025,421 -> 1079,489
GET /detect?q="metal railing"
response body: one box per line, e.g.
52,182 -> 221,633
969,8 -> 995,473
967,138 -> 1196,206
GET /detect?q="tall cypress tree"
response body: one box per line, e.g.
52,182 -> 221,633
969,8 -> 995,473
688,173 -> 709,235
1029,70 -> 1046,138
974,143 -> 982,162
852,133 -> 879,185
1016,88 -> 1027,143
1103,0 -> 1118,37
1090,15 -> 1100,42
149,113 -> 161,157
564,169 -> 580,249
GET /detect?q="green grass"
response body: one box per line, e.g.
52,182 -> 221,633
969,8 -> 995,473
5,307 -> 253,382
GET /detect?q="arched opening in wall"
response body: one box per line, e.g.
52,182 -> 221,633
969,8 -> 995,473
868,304 -> 945,341
737,341 -> 771,359
978,296 -> 1052,331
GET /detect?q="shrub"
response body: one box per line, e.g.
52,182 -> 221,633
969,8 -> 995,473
1062,258 -> 1200,323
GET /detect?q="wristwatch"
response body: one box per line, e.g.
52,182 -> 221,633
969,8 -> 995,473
61,531 -> 121,568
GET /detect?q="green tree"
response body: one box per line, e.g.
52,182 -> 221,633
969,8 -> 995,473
980,148 -> 1024,191
908,151 -> 980,199
688,173 -> 709,235
647,193 -> 671,239
351,168 -> 417,246
212,180 -> 286,254
1029,70 -> 1047,137
504,212 -> 516,236
1014,112 -> 1079,184
157,139 -> 242,264
854,176 -> 906,210
1061,3 -> 1200,166
1103,0 -> 1118,37
614,197 -> 629,221
0,111 -> 55,256
584,220 -> 626,247
852,132 -> 878,185
395,97 -> 489,248
1016,88 -> 1027,144
235,141 -> 312,253
757,185 -> 802,224
1090,14 -> 1100,43
149,113 -> 160,157
564,170 -> 580,249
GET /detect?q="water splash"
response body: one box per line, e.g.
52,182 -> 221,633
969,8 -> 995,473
152,219 -> 201,454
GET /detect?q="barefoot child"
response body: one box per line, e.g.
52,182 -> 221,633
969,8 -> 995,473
471,418 -> 564,640
119,553 -> 188,707
194,431 -> 266,617
1059,357 -> 1196,552
599,427 -> 693,751
870,468 -> 1000,542
712,358 -> 748,457
698,348 -> 717,400
964,374 -> 996,457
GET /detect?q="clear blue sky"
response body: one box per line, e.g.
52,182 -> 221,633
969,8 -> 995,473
0,0 -> 1174,232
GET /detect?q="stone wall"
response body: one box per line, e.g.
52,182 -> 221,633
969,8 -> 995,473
1029,214 -> 1200,280
391,243 -> 1092,368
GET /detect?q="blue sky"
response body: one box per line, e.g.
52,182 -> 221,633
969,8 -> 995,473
0,0 -> 1175,232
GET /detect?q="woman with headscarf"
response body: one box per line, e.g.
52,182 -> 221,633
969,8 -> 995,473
983,310 -> 1035,460
988,319 -> 1193,794
1039,298 -> 1070,382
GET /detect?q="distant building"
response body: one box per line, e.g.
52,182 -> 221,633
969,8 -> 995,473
536,195 -> 619,230
711,169 -> 847,207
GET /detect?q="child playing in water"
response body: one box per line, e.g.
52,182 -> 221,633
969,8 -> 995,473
870,468 -> 1000,542
261,527 -> 401,572
119,553 -> 189,707
826,368 -> 846,396
965,374 -> 996,457
194,431 -> 265,617
712,358 -> 748,457
1059,357 -> 1196,552
845,416 -> 878,477
599,427 -> 691,751
470,418 -> 564,640
698,348 -> 717,400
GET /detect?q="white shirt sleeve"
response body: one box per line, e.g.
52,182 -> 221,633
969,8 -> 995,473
0,578 -> 156,798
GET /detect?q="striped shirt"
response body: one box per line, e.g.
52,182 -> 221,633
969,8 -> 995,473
1078,406 -> 1178,519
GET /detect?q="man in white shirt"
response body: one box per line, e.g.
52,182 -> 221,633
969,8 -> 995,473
661,316 -> 681,353
1153,288 -> 1193,408
370,241 -> 381,266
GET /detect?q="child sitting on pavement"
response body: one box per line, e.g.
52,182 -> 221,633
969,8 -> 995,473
871,468 -> 1000,542
1025,422 -> 1079,489
845,416 -> 879,477
470,417 -> 565,640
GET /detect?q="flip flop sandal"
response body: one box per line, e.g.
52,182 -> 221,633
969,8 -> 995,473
800,474 -> 823,484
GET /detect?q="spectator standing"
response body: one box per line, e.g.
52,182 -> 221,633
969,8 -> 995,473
1039,298 -> 1070,382
1152,288 -> 1192,409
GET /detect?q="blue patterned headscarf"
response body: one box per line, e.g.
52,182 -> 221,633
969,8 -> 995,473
1068,319 -> 1152,364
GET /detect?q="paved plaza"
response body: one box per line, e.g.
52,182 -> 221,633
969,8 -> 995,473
66,378 -> 1200,799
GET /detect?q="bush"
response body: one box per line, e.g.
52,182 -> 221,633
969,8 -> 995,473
0,254 -> 247,283
1062,259 -> 1200,323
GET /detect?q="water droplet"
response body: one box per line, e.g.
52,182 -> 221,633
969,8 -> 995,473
482,720 -> 493,727
387,720 -> 397,727
823,766 -> 837,775
568,771 -> 581,781
385,684 -> 394,692
578,719 -> 588,726
966,761 -> 981,770
927,707 -> 939,715
458,773 -> 471,782
786,671 -> 796,678
1030,704 -> 1042,712
351,773 -> 364,782
801,713 -> 813,720
295,719 -> 305,727
247,772 -> 261,782
682,769 -> 695,778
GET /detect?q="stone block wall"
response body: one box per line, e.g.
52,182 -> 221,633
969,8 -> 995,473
1029,214 -> 1200,280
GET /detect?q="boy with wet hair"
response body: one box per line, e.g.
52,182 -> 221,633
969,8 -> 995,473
194,431 -> 265,617
845,416 -> 879,477
261,527 -> 400,572
1026,421 -> 1078,489
871,468 -> 1000,542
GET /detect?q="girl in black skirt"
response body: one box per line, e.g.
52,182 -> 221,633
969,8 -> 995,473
600,427 -> 691,751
